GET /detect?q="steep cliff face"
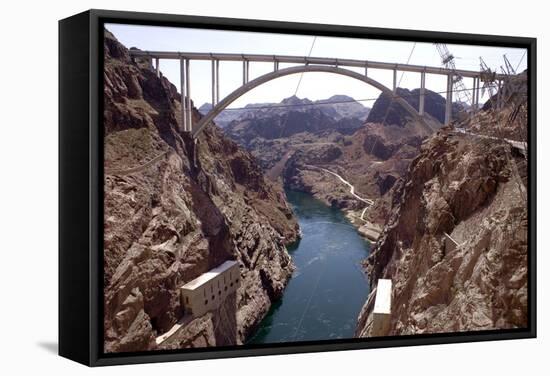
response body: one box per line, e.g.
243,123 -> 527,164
356,126 -> 528,336
281,122 -> 424,229
463,72 -> 528,142
366,87 -> 461,127
103,30 -> 299,353
235,87 -> 448,235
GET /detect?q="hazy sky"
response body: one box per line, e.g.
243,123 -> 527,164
106,23 -> 527,109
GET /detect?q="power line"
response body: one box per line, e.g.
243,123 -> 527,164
515,51 -> 527,72
294,36 -> 317,97
218,83 -> 525,112
278,36 -> 317,139
371,42 -> 417,155
397,43 -> 416,87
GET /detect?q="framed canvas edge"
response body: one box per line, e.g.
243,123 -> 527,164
73,8 -> 537,367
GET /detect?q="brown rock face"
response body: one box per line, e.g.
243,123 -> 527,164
356,129 -> 528,337
277,122 -> 425,231
103,30 -> 299,353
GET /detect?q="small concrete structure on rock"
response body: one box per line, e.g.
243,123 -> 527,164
371,279 -> 392,337
180,260 -> 240,317
358,221 -> 382,242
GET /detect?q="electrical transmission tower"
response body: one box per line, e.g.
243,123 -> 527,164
479,57 -> 499,110
499,54 -> 522,109
500,54 -> 527,147
435,43 -> 473,107
501,54 -> 516,76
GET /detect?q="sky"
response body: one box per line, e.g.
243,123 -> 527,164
106,23 -> 527,109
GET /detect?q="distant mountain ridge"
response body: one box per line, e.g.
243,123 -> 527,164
366,87 -> 463,127
220,95 -> 370,147
199,94 -> 370,128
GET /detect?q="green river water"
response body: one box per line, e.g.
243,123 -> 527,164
247,190 -> 371,344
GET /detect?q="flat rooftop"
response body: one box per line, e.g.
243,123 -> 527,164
180,260 -> 239,291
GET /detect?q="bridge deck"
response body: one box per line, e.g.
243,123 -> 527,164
129,50 -> 504,79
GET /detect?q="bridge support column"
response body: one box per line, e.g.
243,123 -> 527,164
445,74 -> 453,125
185,59 -> 192,132
364,64 -> 368,77
216,60 -> 220,105
472,77 -> 478,113
274,60 -> 279,72
497,79 -> 503,110
392,69 -> 397,93
179,57 -> 187,133
475,77 -> 481,109
155,57 -> 160,78
243,60 -> 249,84
419,71 -> 426,116
211,59 -> 219,106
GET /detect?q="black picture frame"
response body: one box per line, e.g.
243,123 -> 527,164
59,9 -> 537,367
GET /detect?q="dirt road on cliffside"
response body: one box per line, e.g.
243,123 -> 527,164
304,164 -> 374,221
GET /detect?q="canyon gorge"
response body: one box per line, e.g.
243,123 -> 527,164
103,28 -> 529,353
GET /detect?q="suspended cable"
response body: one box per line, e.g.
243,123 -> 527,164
515,51 -> 527,72
220,82 -> 509,112
398,42 -> 417,87
371,42 -> 417,155
294,36 -> 317,97
291,257 -> 327,342
278,36 -> 318,139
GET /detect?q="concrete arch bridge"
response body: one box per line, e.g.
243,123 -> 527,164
129,50 -> 508,138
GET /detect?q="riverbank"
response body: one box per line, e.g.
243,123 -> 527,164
299,165 -> 383,243
345,210 -> 383,243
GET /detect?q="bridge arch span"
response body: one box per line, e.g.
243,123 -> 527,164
192,64 -> 434,138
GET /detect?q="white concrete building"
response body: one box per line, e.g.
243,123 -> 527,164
180,260 -> 240,317
371,279 -> 392,337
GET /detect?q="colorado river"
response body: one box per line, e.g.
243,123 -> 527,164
247,190 -> 371,344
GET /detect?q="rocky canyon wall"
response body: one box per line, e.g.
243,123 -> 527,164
103,30 -> 299,353
356,120 -> 528,336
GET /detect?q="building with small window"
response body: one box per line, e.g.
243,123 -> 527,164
180,260 -> 241,317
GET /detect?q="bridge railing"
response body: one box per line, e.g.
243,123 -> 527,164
129,50 -> 504,80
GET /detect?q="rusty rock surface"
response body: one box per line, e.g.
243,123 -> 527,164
356,129 -> 528,337
103,30 -> 299,353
